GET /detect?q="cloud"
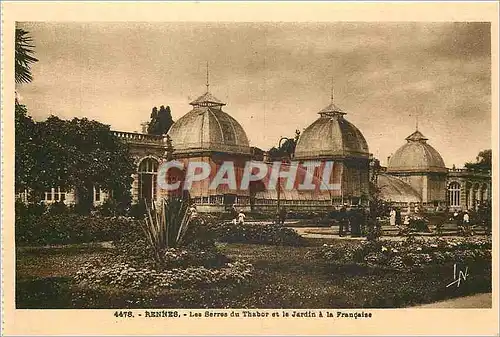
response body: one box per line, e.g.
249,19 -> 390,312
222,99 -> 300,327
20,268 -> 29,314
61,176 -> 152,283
17,22 -> 491,168
424,22 -> 491,59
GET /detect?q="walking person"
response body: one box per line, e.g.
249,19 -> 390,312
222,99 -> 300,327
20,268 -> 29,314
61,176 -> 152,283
237,210 -> 246,225
350,206 -> 361,237
338,204 -> 348,237
453,210 -> 459,220
279,207 -> 287,225
189,203 -> 198,217
389,208 -> 396,227
403,215 -> 410,226
395,208 -> 402,227
399,214 -> 411,235
463,211 -> 470,230
230,204 -> 238,224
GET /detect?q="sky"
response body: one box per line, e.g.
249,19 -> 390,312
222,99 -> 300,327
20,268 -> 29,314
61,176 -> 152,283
17,22 -> 492,167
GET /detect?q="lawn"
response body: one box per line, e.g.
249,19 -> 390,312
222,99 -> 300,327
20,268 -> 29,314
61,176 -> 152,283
16,237 -> 492,309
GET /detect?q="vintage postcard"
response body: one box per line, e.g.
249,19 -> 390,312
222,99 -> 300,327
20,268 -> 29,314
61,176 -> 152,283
1,1 -> 499,336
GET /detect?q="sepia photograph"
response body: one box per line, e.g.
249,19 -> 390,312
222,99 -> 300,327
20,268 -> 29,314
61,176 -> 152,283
2,2 -> 499,336
13,20 -> 493,309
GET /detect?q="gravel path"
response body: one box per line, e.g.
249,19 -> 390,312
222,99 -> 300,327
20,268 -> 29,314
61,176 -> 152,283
410,292 -> 492,308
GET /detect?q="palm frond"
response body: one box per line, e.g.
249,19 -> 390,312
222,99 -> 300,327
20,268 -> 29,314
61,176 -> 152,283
15,28 -> 39,84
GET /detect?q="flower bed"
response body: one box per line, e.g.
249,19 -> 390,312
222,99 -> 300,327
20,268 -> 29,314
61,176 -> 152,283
114,239 -> 230,269
75,258 -> 254,290
17,240 -> 492,309
71,216 -> 256,294
206,221 -> 305,246
315,236 -> 492,270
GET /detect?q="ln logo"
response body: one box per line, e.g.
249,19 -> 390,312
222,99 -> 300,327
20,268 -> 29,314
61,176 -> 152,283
446,263 -> 469,288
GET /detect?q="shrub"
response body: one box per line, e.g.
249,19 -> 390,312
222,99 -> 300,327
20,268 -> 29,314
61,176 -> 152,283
47,201 -> 69,215
96,198 -> 129,217
182,217 -> 219,249
129,201 -> 147,220
206,221 -> 305,246
111,212 -> 225,269
16,200 -> 47,217
365,216 -> 382,241
15,213 -> 142,246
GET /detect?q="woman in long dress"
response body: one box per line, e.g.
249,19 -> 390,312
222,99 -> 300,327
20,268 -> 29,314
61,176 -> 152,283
389,208 -> 396,227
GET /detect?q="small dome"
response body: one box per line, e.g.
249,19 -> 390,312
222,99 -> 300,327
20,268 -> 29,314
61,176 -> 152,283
387,130 -> 446,173
377,174 -> 421,203
294,102 -> 369,160
167,92 -> 250,155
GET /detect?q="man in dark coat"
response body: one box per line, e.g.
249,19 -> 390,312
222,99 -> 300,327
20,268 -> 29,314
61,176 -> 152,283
350,206 -> 362,237
279,207 -> 287,225
395,208 -> 402,227
338,204 -> 348,237
230,204 -> 238,224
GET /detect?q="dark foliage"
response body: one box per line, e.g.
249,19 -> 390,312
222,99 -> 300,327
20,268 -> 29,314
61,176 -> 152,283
15,211 -> 141,246
206,221 -> 306,246
147,105 -> 174,135
465,149 -> 491,172
267,129 -> 301,160
15,107 -> 135,212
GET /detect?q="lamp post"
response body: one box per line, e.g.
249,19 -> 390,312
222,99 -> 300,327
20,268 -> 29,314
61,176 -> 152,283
276,137 -> 292,216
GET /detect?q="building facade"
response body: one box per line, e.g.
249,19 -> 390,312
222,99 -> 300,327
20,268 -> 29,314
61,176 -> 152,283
163,90 -> 253,212
376,129 -> 491,212
19,85 -> 490,214
251,99 -> 371,212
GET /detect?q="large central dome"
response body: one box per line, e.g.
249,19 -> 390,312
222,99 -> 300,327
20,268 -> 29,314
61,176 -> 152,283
387,130 -> 446,173
167,91 -> 251,155
294,102 -> 369,160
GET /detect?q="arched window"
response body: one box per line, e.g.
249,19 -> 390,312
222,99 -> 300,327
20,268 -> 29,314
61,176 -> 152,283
139,158 -> 159,173
138,158 -> 159,202
481,184 -> 488,203
448,182 -> 461,207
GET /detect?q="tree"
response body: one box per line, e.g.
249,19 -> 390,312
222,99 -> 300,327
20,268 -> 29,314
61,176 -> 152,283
15,27 -> 38,192
15,28 -> 39,84
16,108 -> 136,212
15,103 -> 38,194
147,105 -> 174,135
43,116 -> 136,212
268,129 -> 301,161
465,149 -> 492,172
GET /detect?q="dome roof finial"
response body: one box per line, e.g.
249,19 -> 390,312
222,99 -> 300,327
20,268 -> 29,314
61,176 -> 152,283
330,76 -> 334,104
405,130 -> 428,142
318,78 -> 345,117
206,61 -> 210,93
189,62 -> 226,108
